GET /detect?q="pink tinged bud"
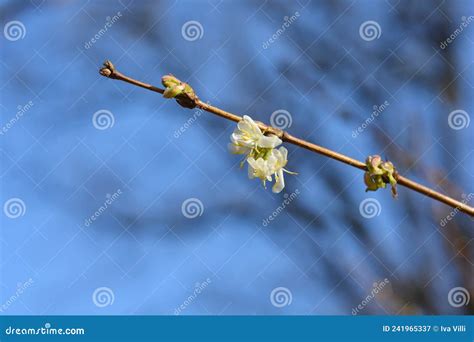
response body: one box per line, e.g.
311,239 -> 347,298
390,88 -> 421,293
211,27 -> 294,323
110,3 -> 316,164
364,155 -> 398,198
368,155 -> 382,170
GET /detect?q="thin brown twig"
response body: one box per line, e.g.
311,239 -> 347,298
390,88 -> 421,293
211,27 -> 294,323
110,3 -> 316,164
99,61 -> 474,217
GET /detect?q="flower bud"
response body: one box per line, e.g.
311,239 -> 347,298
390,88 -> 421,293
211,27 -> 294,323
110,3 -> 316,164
366,155 -> 382,174
161,75 -> 198,108
364,155 -> 398,197
364,172 -> 378,191
161,74 -> 181,88
163,84 -> 185,98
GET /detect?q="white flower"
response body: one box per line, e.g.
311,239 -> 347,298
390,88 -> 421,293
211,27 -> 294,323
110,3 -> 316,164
270,147 -> 289,193
229,115 -> 281,155
247,157 -> 273,183
247,147 -> 294,193
229,115 -> 296,194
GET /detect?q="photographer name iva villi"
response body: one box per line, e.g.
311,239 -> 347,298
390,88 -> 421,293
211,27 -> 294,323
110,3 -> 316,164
382,325 -> 466,333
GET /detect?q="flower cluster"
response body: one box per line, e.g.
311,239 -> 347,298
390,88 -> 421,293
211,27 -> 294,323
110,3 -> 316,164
364,155 -> 397,197
229,115 -> 295,193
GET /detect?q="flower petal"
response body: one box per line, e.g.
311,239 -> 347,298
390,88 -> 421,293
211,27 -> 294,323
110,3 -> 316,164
228,143 -> 250,155
238,115 -> 262,137
247,160 -> 256,179
257,135 -> 282,148
272,168 -> 285,193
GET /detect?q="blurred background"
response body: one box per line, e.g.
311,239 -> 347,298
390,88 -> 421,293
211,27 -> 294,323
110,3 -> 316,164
0,0 -> 473,315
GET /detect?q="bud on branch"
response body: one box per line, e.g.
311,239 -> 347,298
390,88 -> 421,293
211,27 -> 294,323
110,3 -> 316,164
161,75 -> 198,109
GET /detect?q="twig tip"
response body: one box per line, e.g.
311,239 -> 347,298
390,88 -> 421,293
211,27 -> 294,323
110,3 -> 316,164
99,60 -> 115,78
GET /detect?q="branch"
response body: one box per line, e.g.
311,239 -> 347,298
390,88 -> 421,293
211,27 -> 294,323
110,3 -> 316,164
99,61 -> 474,217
